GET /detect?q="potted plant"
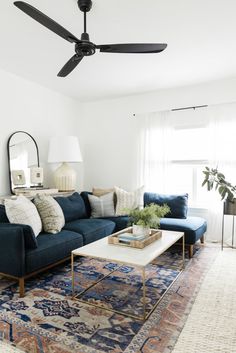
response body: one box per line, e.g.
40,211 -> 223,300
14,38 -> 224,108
202,166 -> 236,214
125,203 -> 170,236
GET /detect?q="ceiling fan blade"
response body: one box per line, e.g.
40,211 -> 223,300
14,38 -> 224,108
14,1 -> 80,44
96,43 -> 167,54
57,54 -> 83,77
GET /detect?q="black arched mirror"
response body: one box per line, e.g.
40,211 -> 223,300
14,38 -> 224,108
7,131 -> 40,194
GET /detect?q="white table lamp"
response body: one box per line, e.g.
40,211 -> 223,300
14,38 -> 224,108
48,136 -> 83,191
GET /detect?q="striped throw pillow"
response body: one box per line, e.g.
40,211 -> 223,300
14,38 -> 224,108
115,186 -> 144,216
88,192 -> 115,218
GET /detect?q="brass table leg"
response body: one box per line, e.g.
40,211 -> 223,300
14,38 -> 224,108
182,234 -> 185,269
142,267 -> 146,320
71,253 -> 75,297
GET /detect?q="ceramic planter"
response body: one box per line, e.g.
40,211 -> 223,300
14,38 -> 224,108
132,224 -> 150,237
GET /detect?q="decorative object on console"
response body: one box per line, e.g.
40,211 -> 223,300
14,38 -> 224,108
7,131 -> 40,194
11,170 -> 26,186
88,192 -> 115,218
48,136 -> 83,192
30,167 -> 44,186
34,194 -> 65,234
115,185 -> 144,216
5,195 -> 42,236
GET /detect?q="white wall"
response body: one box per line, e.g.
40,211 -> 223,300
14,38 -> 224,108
82,77 -> 236,191
0,69 -> 84,196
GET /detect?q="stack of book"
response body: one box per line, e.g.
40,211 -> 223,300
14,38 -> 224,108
118,232 -> 146,243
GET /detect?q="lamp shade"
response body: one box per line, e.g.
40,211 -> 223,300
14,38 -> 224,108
48,136 -> 83,163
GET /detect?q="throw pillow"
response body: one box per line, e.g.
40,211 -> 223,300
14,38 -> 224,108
144,192 -> 188,219
5,196 -> 42,236
34,194 -> 65,234
0,204 -> 9,223
92,187 -> 115,197
88,192 -> 115,218
115,186 -> 144,216
55,192 -> 87,222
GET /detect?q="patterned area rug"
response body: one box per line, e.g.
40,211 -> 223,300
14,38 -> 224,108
0,245 -> 218,353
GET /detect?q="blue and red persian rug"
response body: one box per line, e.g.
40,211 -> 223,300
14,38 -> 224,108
0,245 -> 218,353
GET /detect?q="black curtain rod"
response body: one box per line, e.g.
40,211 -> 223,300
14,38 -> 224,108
132,104 -> 208,116
171,104 -> 208,111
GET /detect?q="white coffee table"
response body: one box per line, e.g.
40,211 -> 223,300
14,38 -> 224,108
71,229 -> 185,320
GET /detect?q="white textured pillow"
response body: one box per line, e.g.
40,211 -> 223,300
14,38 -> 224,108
115,186 -> 144,216
88,192 -> 115,218
5,196 -> 42,237
34,194 -> 65,234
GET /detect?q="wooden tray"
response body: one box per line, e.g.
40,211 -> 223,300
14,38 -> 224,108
108,227 -> 162,249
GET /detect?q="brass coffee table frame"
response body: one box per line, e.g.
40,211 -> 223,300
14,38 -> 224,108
71,234 -> 185,321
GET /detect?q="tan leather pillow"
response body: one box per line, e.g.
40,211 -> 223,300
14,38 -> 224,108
92,187 -> 115,197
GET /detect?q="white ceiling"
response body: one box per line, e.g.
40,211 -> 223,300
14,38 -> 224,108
1,0 -> 236,101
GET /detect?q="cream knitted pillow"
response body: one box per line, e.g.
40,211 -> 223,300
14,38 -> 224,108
5,196 -> 42,237
34,194 -> 65,234
115,186 -> 144,216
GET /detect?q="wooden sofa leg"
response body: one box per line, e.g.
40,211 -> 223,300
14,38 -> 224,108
200,235 -> 205,244
189,245 -> 193,258
19,278 -> 25,297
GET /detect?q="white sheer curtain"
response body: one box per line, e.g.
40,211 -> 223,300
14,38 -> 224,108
207,103 -> 236,242
137,102 -> 236,243
137,110 -> 172,192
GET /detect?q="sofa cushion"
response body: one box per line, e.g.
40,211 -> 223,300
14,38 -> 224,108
144,192 -> 188,219
0,204 -> 9,223
160,217 -> 207,244
25,230 -> 83,274
0,222 -> 38,250
98,216 -> 130,232
115,186 -> 144,216
80,191 -> 92,217
92,187 -> 115,197
55,192 -> 87,222
64,219 -> 115,245
88,192 -> 115,218
5,196 -> 42,236
34,194 -> 65,234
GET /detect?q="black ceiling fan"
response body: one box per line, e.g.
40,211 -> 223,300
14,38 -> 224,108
14,0 -> 167,77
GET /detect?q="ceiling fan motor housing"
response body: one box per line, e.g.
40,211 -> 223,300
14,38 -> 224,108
78,0 -> 92,12
75,41 -> 96,56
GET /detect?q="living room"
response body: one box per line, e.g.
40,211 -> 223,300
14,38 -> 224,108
0,0 -> 236,352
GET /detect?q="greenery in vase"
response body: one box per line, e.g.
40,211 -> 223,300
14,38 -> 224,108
202,166 -> 236,201
125,203 -> 170,229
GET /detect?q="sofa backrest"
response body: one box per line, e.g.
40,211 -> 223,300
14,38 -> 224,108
54,192 -> 88,222
80,191 -> 92,218
144,192 -> 188,219
0,204 -> 9,223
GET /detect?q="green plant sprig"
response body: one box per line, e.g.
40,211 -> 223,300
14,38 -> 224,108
202,166 -> 236,201
124,203 -> 170,229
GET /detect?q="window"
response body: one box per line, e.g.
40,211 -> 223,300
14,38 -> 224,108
168,125 -> 210,206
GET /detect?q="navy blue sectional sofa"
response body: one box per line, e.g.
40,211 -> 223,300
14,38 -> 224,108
0,191 -> 206,297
